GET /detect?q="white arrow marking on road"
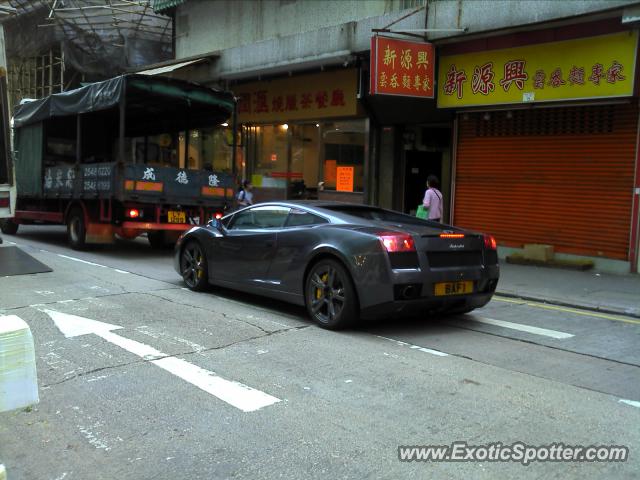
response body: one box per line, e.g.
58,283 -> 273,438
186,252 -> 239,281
619,399 -> 640,409
42,309 -> 281,412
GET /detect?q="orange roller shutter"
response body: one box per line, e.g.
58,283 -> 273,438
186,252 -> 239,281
454,103 -> 637,260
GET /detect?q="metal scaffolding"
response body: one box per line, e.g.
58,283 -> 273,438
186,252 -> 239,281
0,0 -> 172,109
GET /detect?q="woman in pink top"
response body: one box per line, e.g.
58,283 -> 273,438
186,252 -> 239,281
422,175 -> 443,222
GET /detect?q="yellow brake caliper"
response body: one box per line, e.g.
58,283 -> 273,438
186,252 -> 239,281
316,273 -> 328,299
196,253 -> 203,279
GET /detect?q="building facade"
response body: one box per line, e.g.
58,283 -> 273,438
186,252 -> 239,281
151,0 -> 640,273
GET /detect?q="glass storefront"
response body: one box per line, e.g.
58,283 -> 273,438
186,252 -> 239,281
243,118 -> 366,200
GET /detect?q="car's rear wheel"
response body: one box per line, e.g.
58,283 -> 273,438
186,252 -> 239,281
180,240 -> 208,291
0,219 -> 19,235
305,259 -> 358,329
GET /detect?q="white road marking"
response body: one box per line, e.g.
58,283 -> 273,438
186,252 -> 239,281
77,422 -> 111,451
57,254 -> 108,268
57,254 -> 129,273
41,308 -> 280,412
376,335 -> 448,357
472,317 -> 574,339
619,399 -> 640,408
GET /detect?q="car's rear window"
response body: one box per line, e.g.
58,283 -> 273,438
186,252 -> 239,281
322,206 -> 428,225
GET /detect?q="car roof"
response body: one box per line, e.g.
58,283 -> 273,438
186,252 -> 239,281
249,200 -> 369,209
226,201 -> 374,222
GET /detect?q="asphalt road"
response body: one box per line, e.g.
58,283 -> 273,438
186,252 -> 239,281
1,226 -> 639,479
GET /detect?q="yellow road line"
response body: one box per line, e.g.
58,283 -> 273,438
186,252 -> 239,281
493,296 -> 640,325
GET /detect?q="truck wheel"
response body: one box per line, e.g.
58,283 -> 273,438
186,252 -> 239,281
0,219 -> 19,235
148,231 -> 168,249
67,208 -> 87,250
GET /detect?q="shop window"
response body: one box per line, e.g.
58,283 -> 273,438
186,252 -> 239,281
322,120 -> 365,193
249,124 -> 289,188
291,123 -> 320,195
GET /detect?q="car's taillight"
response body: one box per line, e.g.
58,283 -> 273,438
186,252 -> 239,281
484,234 -> 497,250
0,197 -> 9,208
440,233 -> 464,239
127,208 -> 140,218
214,211 -> 223,220
379,232 -> 415,252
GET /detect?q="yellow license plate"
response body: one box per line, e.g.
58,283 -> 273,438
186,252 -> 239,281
168,210 -> 186,223
434,281 -> 473,296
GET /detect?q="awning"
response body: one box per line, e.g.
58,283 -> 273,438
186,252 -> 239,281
151,0 -> 185,13
136,58 -> 207,76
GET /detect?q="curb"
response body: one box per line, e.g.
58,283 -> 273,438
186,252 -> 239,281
494,291 -> 640,320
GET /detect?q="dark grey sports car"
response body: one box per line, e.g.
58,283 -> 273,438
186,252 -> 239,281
174,201 -> 499,329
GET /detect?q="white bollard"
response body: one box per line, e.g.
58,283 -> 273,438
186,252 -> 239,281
0,315 -> 39,412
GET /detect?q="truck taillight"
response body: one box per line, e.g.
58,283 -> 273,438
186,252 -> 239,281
484,234 -> 497,250
127,208 -> 140,218
0,197 -> 8,208
379,232 -> 415,253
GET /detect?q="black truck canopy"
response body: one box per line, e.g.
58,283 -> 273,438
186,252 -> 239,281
13,74 -> 235,129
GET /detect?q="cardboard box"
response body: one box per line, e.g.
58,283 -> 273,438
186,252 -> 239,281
522,244 -> 555,262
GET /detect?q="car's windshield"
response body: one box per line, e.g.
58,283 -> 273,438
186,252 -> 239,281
323,205 -> 430,226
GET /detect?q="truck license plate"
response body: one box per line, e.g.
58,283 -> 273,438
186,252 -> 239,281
168,210 -> 186,223
434,281 -> 473,296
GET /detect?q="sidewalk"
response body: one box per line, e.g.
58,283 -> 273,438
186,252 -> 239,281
496,262 -> 640,318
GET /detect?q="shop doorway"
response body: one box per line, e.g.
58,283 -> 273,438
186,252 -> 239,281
404,150 -> 442,214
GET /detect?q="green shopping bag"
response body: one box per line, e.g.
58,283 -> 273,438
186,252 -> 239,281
416,205 -> 429,219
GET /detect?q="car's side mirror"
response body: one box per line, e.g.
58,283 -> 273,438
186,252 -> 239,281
208,218 -> 226,234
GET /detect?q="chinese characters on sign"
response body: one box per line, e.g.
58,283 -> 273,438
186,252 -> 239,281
238,88 -> 345,115
234,69 -> 358,123
336,166 -> 355,193
142,167 -> 156,181
370,36 -> 435,98
175,171 -> 189,185
437,31 -> 638,107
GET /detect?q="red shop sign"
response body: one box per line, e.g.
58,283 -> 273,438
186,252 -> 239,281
370,36 -> 435,98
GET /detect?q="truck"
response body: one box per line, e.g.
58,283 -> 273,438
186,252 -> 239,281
0,74 -> 237,249
0,23 -> 15,244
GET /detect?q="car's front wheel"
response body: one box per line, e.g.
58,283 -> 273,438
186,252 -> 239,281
305,259 -> 358,330
180,240 -> 208,291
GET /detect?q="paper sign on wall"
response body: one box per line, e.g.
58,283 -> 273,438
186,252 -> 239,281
336,166 -> 354,192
